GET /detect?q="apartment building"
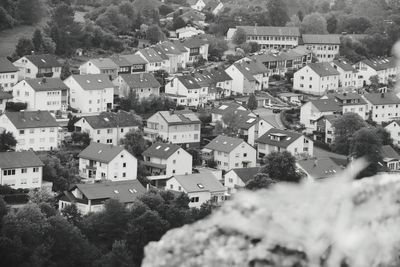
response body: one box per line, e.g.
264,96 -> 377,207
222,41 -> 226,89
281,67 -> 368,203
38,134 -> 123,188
0,57 -> 18,91
302,34 -> 340,62
13,54 -> 62,80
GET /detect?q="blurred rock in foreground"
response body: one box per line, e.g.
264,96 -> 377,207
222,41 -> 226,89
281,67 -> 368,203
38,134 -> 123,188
142,171 -> 400,267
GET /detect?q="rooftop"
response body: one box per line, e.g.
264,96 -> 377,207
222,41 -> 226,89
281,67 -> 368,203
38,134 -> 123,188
79,111 -> 141,129
381,145 -> 400,161
24,54 -> 62,68
4,111 -> 58,129
142,142 -> 182,159
238,26 -> 300,37
119,73 -> 161,89
331,59 -> 357,72
310,98 -> 341,112
307,62 -> 340,77
233,60 -> 269,81
78,142 -> 127,163
302,34 -> 341,45
172,171 -> 226,193
158,110 -> 201,125
176,75 -> 201,89
256,128 -> 304,148
363,93 -> 400,105
70,74 -> 114,90
89,58 -> 118,70
24,78 -> 68,92
119,54 -> 148,65
362,57 -> 396,71
137,48 -> 164,63
205,135 -> 245,153
297,158 -> 343,179
229,167 -> 262,184
0,57 -> 18,73
0,151 -> 44,169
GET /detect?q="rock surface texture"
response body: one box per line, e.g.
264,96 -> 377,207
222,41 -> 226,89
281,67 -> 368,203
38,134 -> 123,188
142,166 -> 400,267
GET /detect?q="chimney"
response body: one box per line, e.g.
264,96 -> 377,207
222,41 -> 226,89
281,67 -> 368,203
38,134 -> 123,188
381,93 -> 385,98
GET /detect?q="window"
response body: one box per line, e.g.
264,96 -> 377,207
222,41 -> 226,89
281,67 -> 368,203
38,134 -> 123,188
172,170 -> 176,174
170,184 -> 173,189
32,178 -> 39,183
122,172 -> 126,178
243,153 -> 247,157
107,129 -> 113,134
107,139 -> 112,143
19,130 -> 24,135
3,169 -> 15,175
123,163 -> 126,168
29,129 -> 34,133
190,197 -> 199,202
21,168 -> 27,174
229,178 -> 233,183
21,179 -> 27,185
173,159 -> 176,164
178,186 -> 181,191
33,167 -> 39,173
97,130 -> 101,134
50,128 -> 55,132
194,134 -> 199,140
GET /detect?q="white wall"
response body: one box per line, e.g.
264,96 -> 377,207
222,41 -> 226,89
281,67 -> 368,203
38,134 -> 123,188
0,71 -> 18,91
0,166 -> 42,189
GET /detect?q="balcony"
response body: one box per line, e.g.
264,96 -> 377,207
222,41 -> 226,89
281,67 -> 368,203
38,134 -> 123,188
36,72 -> 54,78
86,165 -> 97,170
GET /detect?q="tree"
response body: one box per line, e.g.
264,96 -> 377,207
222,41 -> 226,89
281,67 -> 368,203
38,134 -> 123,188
247,93 -> 258,111
300,12 -> 328,34
286,15 -> 301,27
32,29 -> 43,52
159,5 -> 174,16
16,0 -> 43,25
61,203 -> 82,226
374,127 -> 393,146
267,0 -> 289,26
172,16 -> 186,30
186,148 -> 202,166
326,14 -> 337,33
146,25 -> 164,44
245,173 -> 276,190
331,113 -> 368,155
337,16 -> 371,34
261,151 -> 302,183
28,188 -> 54,204
120,130 -> 147,159
71,132 -> 91,147
208,37 -> 228,59
96,240 -> 134,267
232,28 -> 247,45
61,60 -> 72,80
0,131 -> 16,152
222,112 -> 241,135
369,75 -> 380,91
13,37 -> 34,58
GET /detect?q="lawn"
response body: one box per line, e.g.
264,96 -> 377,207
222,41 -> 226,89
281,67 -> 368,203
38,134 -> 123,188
0,24 -> 40,58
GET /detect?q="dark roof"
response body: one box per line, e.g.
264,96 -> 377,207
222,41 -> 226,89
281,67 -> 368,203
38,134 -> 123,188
24,78 -> 68,92
109,55 -> 133,67
79,111 -> 141,129
78,142 -> 126,163
233,60 -> 269,80
331,60 -> 357,72
142,142 -> 181,159
363,93 -> 400,105
238,26 -> 300,37
0,91 -> 12,100
256,128 -> 304,148
182,37 -> 208,48
24,54 -> 62,68
205,135 -> 245,153
316,114 -> 340,124
297,158 -> 343,179
156,41 -> 185,55
172,41 -> 189,52
70,74 -> 114,90
361,57 -> 396,71
119,54 -> 148,65
330,93 -> 367,106
230,167 -> 261,183
310,98 -> 341,112
381,145 -> 400,160
5,111 -> 58,129
177,75 -> 201,89
89,58 -> 118,69
137,48 -> 163,63
307,62 -> 340,77
0,58 -> 18,73
152,46 -> 170,60
173,172 -> 225,193
120,73 -> 161,89
158,110 -> 201,125
302,34 -> 341,44
0,151 -> 44,168
207,68 -> 232,82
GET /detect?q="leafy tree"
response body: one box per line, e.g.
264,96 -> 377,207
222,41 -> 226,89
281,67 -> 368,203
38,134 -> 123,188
261,151 -> 302,183
28,188 -> 54,204
71,132 -> 91,147
208,37 -> 228,59
96,6 -> 131,33
32,28 -> 43,52
206,159 -> 217,168
61,203 -> 82,226
186,148 -> 202,166
338,16 -> 371,34
16,0 -> 43,25
286,15 -> 301,27
267,0 -> 289,26
96,240 -> 134,267
300,12 -> 328,34
374,127 -> 393,146
326,14 -> 338,33
120,130 -> 147,159
369,75 -> 380,91
222,112 -> 241,135
146,25 -> 164,44
247,93 -> 258,111
0,6 -> 16,30
245,173 -> 276,190
13,37 -> 34,58
297,10 -> 304,21
0,131 -> 16,152
61,60 -> 72,80
172,16 -> 186,30
67,115 -> 80,132
232,28 -> 247,45
159,5 -> 174,16
0,197 -> 7,223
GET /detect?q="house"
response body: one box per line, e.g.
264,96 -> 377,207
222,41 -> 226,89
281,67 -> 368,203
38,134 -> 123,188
135,48 -> 164,72
58,180 -> 146,215
109,55 -> 135,75
278,93 -> 303,105
225,60 -> 269,95
113,73 -> 161,99
227,26 -> 300,50
13,54 -> 62,80
353,57 -> 398,86
64,74 -> 114,113
189,0 -> 206,11
182,37 -> 209,63
211,102 -> 248,122
300,98 -> 341,133
0,111 -> 59,151
74,111 -> 141,145
154,41 -> 188,73
144,110 -> 201,148
256,128 -> 313,159
224,167 -> 261,194
142,142 -> 192,178
296,157 -> 343,180
330,59 -> 362,89
302,34 -> 341,62
0,151 -> 43,189
12,78 -> 69,112
180,10 -> 206,27
78,142 -> 138,182
203,0 -> 224,15
362,92 -> 400,124
119,54 -> 148,73
205,67 -> 233,97
203,135 -> 257,171
165,75 -> 206,107
79,58 -> 119,80
293,62 -> 340,95
0,91 -> 12,113
381,145 -> 400,171
165,170 -> 226,208
329,92 -> 368,119
0,57 -> 18,91
176,26 -> 205,39
385,120 -> 400,147
313,114 -> 339,144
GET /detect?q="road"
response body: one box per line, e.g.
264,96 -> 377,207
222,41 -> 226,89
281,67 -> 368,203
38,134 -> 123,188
254,107 -> 285,129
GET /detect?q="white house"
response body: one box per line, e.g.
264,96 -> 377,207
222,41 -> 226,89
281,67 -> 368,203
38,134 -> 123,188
300,98 -> 341,133
113,73 -> 161,99
313,114 -> 340,144
189,0 -> 206,11
12,78 -> 69,112
0,57 -> 18,91
203,0 -> 224,15
142,142 -> 192,178
118,54 -> 148,73
58,180 -> 146,215
79,58 -> 119,80
165,171 -> 226,208
0,151 -> 43,189
64,74 -> 114,113
256,128 -> 314,159
203,135 -> 257,171
13,54 -> 62,80
144,110 -> 201,148
74,111 -> 141,145
296,157 -> 344,180
165,75 -> 206,107
135,48 -> 164,72
353,57 -> 398,86
302,34 -> 341,62
154,41 -> 189,72
176,26 -> 205,39
182,37 -> 209,63
0,111 -> 59,151
362,92 -> 400,124
78,142 -> 138,182
330,59 -> 362,89
381,145 -> 400,171
329,93 -> 368,119
224,167 -> 261,194
293,62 -> 340,95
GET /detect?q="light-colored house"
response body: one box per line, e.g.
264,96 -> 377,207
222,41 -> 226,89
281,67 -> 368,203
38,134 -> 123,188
313,114 -> 339,144
113,73 -> 161,99
302,34 -> 340,62
353,57 -> 398,86
165,171 -> 226,208
381,145 -> 400,171
278,93 -> 303,105
0,111 -> 59,151
74,111 -> 141,145
58,180 -> 146,215
256,128 -> 313,159
293,62 -> 340,95
0,151 -> 43,189
189,0 -> 206,11
144,110 -> 201,148
64,74 -> 114,113
203,0 -> 224,15
78,142 -> 138,182
118,54 -> 148,73
79,58 -> 119,79
296,157 -> 344,180
330,59 -> 362,89
176,26 -> 205,39
203,135 -> 257,171
12,78 -> 68,112
165,75 -> 205,107
0,57 -> 18,91
329,93 -> 368,119
182,37 -> 209,63
142,142 -> 192,178
300,98 -> 341,133
362,92 -> 400,124
135,48 -> 164,72
13,54 -> 62,80
224,167 -> 261,194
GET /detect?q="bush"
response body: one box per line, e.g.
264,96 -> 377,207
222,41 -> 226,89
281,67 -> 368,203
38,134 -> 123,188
6,102 -> 27,112
314,140 -> 331,151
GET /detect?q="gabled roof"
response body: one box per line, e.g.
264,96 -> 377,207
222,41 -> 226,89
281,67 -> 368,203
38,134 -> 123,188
152,46 -> 170,60
109,55 -> 133,67
0,57 -> 18,73
182,37 -> 208,48
229,167 -> 261,183
207,68 -> 232,82
316,114 -> 340,124
205,135 -> 245,153
172,41 -> 189,53
307,62 -> 340,77
238,26 -> 300,37
119,73 -> 161,89
363,93 -> 400,105
256,128 -> 304,148
310,98 -> 341,112
330,93 -> 366,106
24,54 -> 62,68
4,111 -> 58,129
0,151 -> 44,169
78,142 -> 126,163
176,75 -> 201,89
24,78 -> 68,92
211,102 -> 249,116
381,145 -> 400,160
302,34 -> 341,45
361,57 -> 396,71
137,48 -> 164,63
251,48 -> 310,63
72,180 -> 146,202
70,74 -> 114,90
331,60 -> 357,72
142,142 -> 181,159
119,54 -> 148,65
158,110 -> 201,125
172,172 -> 226,193
297,158 -> 343,179
233,60 -> 268,81
79,111 -> 141,129
156,41 -> 184,55
89,58 -> 118,70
